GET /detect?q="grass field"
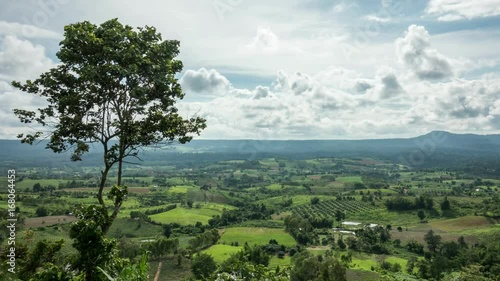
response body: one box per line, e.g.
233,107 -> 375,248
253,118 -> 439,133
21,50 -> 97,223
149,203 -> 235,225
220,227 -> 296,247
167,185 -> 193,194
201,244 -> 243,263
108,218 -> 162,238
350,253 -> 408,271
24,215 -> 77,228
430,216 -> 499,232
269,256 -> 291,268
336,176 -> 363,183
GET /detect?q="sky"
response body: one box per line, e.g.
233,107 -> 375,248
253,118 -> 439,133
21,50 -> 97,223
1,0 -> 500,140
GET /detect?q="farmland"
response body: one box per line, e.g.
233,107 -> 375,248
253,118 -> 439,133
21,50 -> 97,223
1,150 -> 500,281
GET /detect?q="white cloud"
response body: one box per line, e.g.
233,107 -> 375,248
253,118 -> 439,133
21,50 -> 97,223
364,15 -> 392,23
1,1 -> 500,139
244,27 -> 280,54
0,20 -> 61,39
0,35 -> 55,81
180,68 -> 230,94
426,0 -> 500,21
396,25 -> 454,80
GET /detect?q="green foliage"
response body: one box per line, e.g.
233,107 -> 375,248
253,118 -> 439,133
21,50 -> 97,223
418,210 -> 426,222
441,196 -> 451,211
70,205 -> 118,280
188,229 -> 220,252
144,238 -> 179,259
214,261 -> 290,281
290,251 -> 346,281
35,206 -> 49,217
220,243 -> 271,270
310,197 -> 320,205
31,263 -> 84,281
192,253 -> 217,280
424,230 -> 442,253
98,254 -> 149,281
284,213 -> 315,245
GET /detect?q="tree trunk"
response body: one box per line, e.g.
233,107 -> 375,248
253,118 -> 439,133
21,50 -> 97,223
98,165 -> 111,208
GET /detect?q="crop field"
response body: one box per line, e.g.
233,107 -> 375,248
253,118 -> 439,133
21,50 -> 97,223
292,200 -> 377,218
220,227 -> 296,247
24,215 -> 77,228
258,195 -> 337,207
149,203 -> 235,225
108,218 -> 162,238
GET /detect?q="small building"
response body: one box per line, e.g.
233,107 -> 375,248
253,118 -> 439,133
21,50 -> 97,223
342,221 -> 362,228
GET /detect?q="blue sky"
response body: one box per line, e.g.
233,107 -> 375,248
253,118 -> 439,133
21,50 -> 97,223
1,0 -> 500,139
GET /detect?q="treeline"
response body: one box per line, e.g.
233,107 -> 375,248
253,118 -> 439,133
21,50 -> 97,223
129,204 -> 177,219
385,195 -> 434,211
144,238 -> 179,260
284,213 -> 316,245
404,230 -> 500,280
188,229 -> 220,252
208,203 -> 273,227
346,225 -> 391,254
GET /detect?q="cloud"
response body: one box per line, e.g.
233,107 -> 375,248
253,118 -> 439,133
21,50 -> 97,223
365,66 -> 404,99
426,0 -> 500,21
354,80 -> 373,93
0,20 -> 61,39
253,86 -> 272,99
180,68 -> 230,94
245,27 -> 280,53
364,15 -> 392,23
0,35 -> 55,81
396,25 -> 453,80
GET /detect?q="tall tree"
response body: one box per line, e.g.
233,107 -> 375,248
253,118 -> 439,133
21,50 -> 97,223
12,18 -> 206,233
424,230 -> 442,253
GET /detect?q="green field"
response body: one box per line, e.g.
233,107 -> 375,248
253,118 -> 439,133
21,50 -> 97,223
149,203 -> 235,225
269,256 -> 291,268
220,227 -> 296,247
351,253 -> 408,271
336,176 -> 363,183
167,185 -> 194,194
201,244 -> 243,263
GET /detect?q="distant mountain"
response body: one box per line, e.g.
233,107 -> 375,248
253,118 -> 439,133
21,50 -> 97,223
1,131 -> 500,169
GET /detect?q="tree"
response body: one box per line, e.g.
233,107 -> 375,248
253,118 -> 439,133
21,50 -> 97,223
290,251 -> 346,281
418,210 -> 426,222
311,197 -> 320,205
35,207 -> 49,217
441,196 -> 451,211
162,224 -> 173,238
191,253 -> 217,280
337,238 -> 347,250
424,230 -> 442,253
32,182 -> 42,192
12,18 -> 206,235
335,210 -> 345,227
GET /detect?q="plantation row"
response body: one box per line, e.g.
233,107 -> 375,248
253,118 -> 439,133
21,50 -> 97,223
292,200 -> 375,218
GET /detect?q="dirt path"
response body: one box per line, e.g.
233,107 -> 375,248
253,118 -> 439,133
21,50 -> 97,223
153,261 -> 162,281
